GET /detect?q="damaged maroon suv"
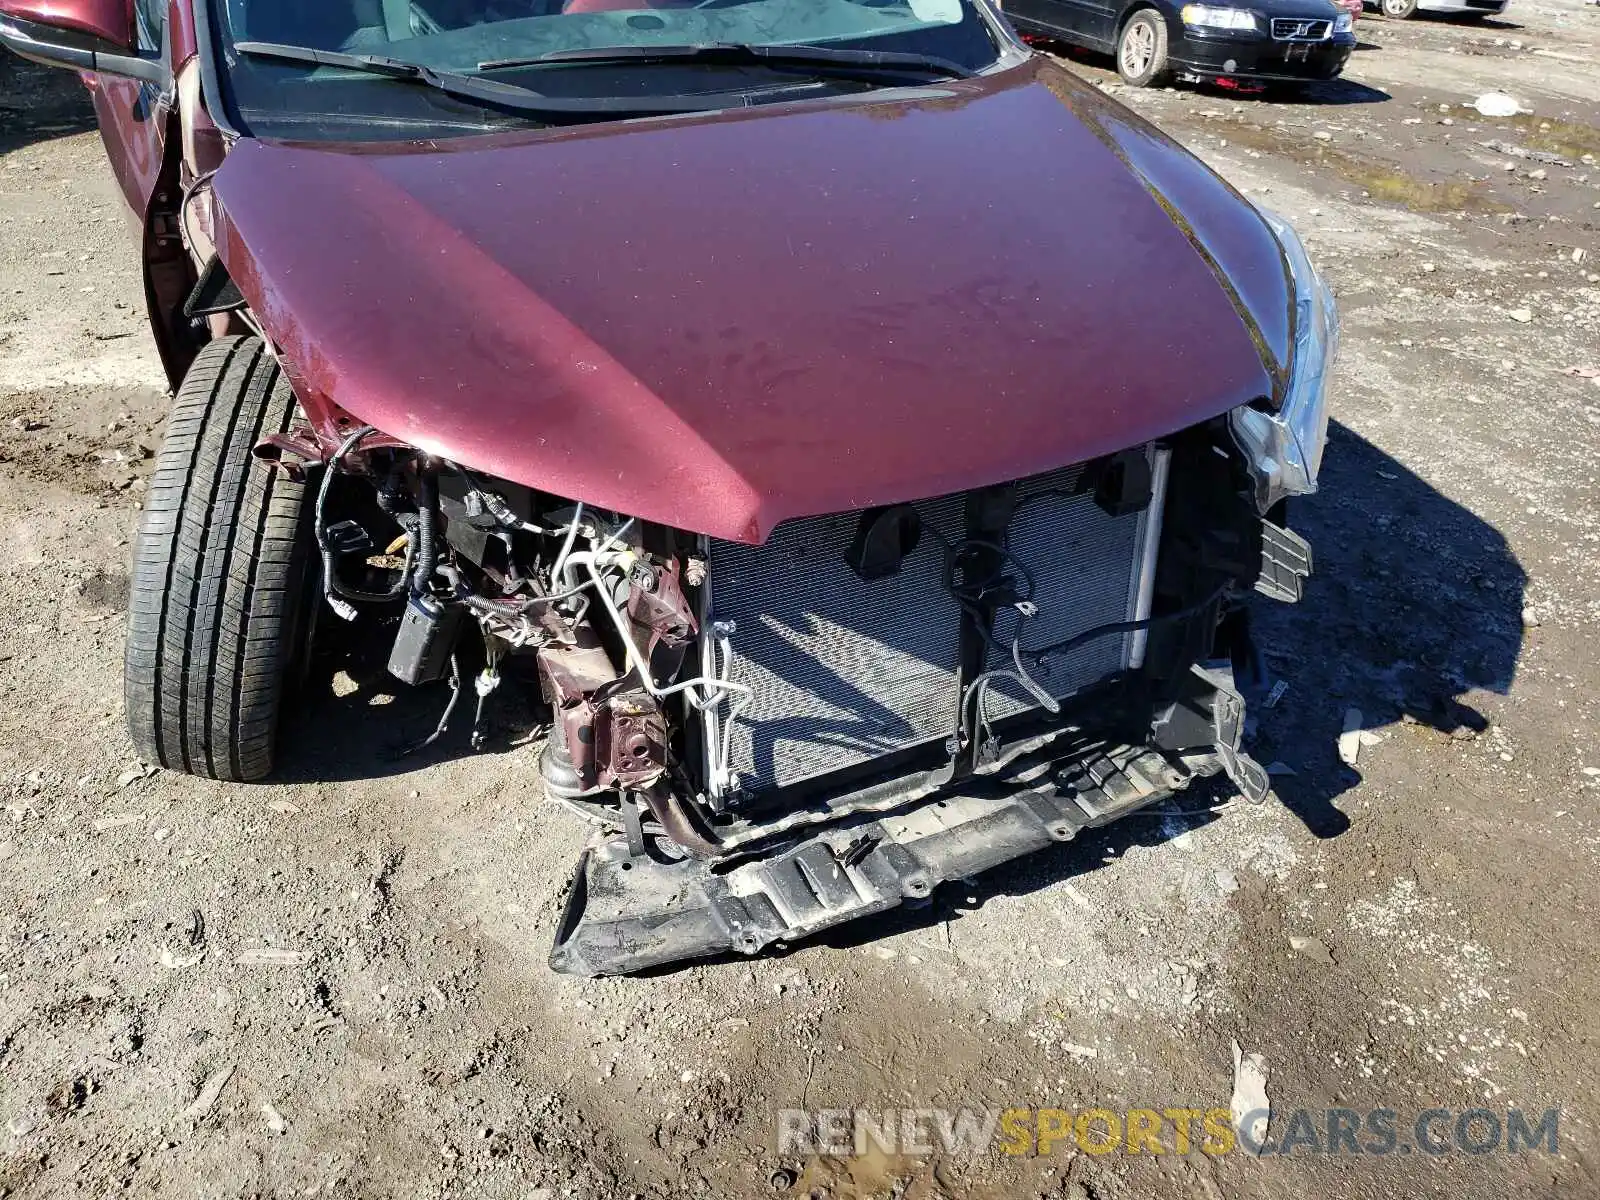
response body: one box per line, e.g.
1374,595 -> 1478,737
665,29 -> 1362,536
3,0 -> 1334,974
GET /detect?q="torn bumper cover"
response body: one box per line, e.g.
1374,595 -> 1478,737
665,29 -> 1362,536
550,663 -> 1266,976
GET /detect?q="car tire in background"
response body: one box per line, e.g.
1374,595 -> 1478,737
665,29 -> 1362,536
1116,9 -> 1170,87
125,336 -> 312,783
1379,0 -> 1418,17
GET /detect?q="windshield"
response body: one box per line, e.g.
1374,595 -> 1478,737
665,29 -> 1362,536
211,0 -> 1007,139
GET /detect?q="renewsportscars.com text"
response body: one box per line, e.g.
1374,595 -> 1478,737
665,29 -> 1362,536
776,1106 -> 1560,1158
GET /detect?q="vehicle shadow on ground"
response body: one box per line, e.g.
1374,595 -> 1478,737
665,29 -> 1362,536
0,51 -> 98,156
1267,78 -> 1391,105
276,638 -> 545,784
1249,420 -> 1523,830
1433,14 -> 1522,30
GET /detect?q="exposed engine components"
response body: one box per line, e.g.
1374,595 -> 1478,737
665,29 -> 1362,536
300,432 -> 747,842
291,424 -> 1278,895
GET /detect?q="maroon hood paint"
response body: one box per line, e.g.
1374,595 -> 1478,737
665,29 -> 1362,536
212,59 -> 1289,545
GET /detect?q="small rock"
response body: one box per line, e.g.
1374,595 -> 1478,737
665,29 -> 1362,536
1506,308 -> 1534,323
1338,708 -> 1364,766
1472,92 -> 1522,118
1522,608 -> 1541,628
1313,130 -> 1333,142
234,948 -> 310,966
1289,935 -> 1335,965
47,1075 -> 96,1114
1216,870 -> 1240,895
262,1102 -> 289,1136
183,1065 -> 236,1122
93,812 -> 145,832
113,763 -> 153,790
1230,1041 -> 1270,1156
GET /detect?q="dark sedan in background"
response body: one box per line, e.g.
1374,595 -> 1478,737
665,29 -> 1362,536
1008,0 -> 1355,88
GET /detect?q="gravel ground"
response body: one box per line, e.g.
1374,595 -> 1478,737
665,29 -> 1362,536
2,4 -> 1598,1197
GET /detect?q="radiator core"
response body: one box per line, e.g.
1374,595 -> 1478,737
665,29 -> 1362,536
707,451 -> 1165,800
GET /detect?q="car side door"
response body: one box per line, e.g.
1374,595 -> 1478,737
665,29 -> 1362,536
88,0 -> 171,225
1002,0 -> 1114,48
1078,0 -> 1126,47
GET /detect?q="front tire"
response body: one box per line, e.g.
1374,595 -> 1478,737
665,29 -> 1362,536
1379,0 -> 1418,17
1117,10 -> 1171,87
125,336 -> 312,782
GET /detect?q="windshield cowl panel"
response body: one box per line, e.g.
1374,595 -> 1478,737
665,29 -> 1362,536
213,0 -> 1006,138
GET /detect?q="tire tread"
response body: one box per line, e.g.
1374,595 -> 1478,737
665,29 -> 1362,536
124,337 -> 309,782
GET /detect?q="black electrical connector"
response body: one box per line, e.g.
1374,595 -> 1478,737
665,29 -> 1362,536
845,504 -> 923,581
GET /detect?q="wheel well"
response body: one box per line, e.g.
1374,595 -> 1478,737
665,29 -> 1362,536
142,129 -> 204,393
1117,2 -> 1159,36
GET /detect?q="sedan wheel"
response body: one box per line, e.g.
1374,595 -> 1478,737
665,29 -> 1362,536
1380,0 -> 1417,17
1116,10 -> 1170,87
124,336 -> 313,782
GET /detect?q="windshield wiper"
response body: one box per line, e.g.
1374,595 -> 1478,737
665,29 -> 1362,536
478,42 -> 975,81
230,40 -> 767,115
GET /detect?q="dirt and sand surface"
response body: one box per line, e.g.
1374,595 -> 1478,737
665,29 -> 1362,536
1,3 -> 1598,1197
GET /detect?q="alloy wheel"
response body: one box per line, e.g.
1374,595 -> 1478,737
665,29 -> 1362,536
1120,22 -> 1156,76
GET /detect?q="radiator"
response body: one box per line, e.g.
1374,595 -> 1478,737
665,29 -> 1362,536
982,454 -> 1166,719
708,450 -> 1166,800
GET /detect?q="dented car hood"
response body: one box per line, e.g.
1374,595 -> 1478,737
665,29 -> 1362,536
211,58 -> 1290,545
